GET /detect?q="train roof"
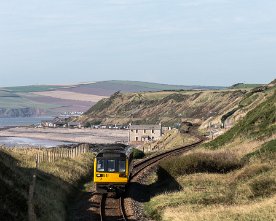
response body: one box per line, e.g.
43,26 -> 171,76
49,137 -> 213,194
96,146 -> 132,158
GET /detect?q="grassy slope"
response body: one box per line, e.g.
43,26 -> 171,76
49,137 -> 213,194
206,91 -> 276,149
141,129 -> 198,153
230,83 -> 264,89
144,89 -> 276,221
0,148 -> 94,221
81,90 -> 245,126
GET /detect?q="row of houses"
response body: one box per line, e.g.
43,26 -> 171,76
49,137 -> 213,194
92,125 -> 129,130
40,118 -> 171,144
40,117 -> 83,129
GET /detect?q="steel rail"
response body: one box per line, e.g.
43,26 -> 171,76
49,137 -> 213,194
131,139 -> 203,179
100,193 -> 127,221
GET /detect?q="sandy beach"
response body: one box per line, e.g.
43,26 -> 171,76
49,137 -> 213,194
0,127 -> 129,144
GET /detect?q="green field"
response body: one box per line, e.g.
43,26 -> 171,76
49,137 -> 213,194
3,85 -> 68,93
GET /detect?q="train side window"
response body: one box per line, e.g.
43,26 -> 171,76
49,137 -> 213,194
97,159 -> 105,172
107,160 -> 116,172
119,160 -> 126,172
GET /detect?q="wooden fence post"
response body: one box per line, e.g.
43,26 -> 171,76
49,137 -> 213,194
28,157 -> 38,221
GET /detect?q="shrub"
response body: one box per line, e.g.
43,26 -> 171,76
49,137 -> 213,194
160,151 -> 243,178
234,164 -> 271,181
132,148 -> 145,159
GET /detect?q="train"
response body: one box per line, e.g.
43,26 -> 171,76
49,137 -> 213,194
94,146 -> 133,193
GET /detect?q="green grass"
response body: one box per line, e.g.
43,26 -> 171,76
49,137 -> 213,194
0,96 -> 58,109
0,90 -> 19,97
242,139 -> 276,161
0,148 -> 94,221
160,151 -> 243,178
144,148 -> 276,221
206,91 -> 276,149
99,80 -> 197,90
230,83 -> 263,89
143,88 -> 276,220
2,85 -> 65,93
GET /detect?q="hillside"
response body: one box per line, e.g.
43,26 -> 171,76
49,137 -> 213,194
143,86 -> 276,221
230,83 -> 264,89
0,147 -> 94,220
206,90 -> 276,148
81,80 -> 275,132
0,81 -> 224,118
81,90 -> 243,125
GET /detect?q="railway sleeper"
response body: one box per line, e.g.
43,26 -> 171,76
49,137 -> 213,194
96,184 -> 125,196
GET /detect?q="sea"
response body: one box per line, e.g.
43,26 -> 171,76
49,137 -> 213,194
0,137 -> 75,148
0,117 -> 75,147
0,116 -> 52,128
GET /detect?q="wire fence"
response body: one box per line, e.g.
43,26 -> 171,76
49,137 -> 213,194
0,143 -> 90,221
35,143 -> 90,164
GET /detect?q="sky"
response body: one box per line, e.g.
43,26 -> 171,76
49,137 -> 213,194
0,0 -> 275,87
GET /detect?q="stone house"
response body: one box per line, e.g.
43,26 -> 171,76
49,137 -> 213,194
128,124 -> 162,143
41,117 -> 68,128
68,122 -> 83,129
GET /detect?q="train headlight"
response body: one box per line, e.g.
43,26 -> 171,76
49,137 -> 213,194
119,173 -> 126,177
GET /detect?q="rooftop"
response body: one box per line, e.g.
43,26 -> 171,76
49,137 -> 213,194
129,124 -> 162,130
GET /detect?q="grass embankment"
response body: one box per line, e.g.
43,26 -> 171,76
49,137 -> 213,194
144,91 -> 276,221
142,129 -> 198,153
0,147 -> 94,221
206,91 -> 276,149
145,141 -> 276,221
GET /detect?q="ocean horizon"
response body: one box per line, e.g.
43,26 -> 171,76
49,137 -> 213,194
0,116 -> 52,128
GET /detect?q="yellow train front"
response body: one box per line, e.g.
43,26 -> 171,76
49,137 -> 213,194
94,147 -> 133,193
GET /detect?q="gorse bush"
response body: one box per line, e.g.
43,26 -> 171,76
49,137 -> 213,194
160,151 -> 243,177
132,148 -> 145,159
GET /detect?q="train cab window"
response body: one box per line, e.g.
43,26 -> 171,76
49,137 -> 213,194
97,159 -> 105,172
119,160 -> 126,172
107,160 -> 116,172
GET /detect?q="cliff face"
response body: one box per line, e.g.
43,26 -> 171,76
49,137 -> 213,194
79,90 -> 245,126
80,83 -> 276,133
0,107 -> 43,117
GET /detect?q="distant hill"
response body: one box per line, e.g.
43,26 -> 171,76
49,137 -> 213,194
59,80 -> 225,96
0,80 -> 225,117
230,83 -> 264,89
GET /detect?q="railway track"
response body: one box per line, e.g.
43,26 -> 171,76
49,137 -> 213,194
97,138 -> 204,221
99,193 -> 127,221
131,139 -> 203,179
